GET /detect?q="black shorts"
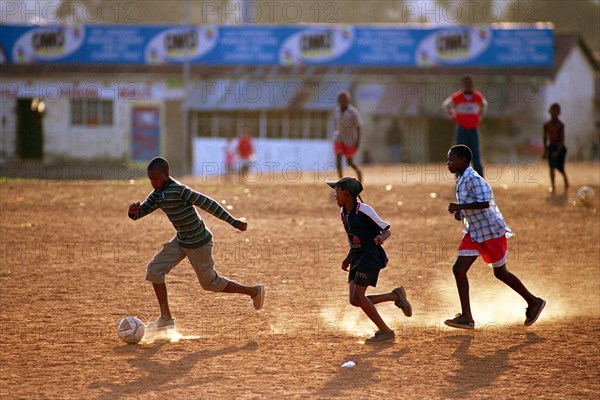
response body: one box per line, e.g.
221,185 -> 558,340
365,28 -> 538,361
547,145 -> 567,173
348,265 -> 380,287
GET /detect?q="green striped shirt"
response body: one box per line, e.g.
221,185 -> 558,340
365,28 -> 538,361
129,178 -> 236,248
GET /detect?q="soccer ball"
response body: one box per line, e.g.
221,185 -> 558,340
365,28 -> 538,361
577,186 -> 595,206
117,317 -> 145,344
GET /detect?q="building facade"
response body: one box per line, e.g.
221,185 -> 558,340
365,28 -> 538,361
1,24 -> 597,176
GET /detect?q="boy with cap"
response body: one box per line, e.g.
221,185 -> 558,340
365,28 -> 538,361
327,177 -> 412,343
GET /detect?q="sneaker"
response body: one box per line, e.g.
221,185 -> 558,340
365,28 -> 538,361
252,284 -> 265,310
444,313 -> 474,330
524,298 -> 546,326
147,316 -> 175,331
365,330 -> 396,344
392,286 -> 413,317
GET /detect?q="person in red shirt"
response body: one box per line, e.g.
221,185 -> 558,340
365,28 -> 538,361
237,130 -> 256,181
443,75 -> 488,177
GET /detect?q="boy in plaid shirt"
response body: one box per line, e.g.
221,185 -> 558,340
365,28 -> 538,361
444,145 -> 545,329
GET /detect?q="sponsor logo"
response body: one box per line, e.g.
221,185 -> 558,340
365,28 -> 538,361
145,26 -> 217,64
416,26 -> 492,66
12,25 -> 85,63
279,26 -> 353,65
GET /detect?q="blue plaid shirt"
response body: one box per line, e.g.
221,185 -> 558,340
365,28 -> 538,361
456,167 -> 512,243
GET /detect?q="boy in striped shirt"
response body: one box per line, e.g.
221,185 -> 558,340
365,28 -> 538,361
445,145 -> 545,329
129,157 -> 265,331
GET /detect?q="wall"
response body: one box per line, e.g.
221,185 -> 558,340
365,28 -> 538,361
192,138 -> 335,178
0,97 -> 17,162
544,46 -> 597,159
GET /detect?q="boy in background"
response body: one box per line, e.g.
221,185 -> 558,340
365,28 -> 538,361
333,91 -> 363,182
543,103 -> 569,193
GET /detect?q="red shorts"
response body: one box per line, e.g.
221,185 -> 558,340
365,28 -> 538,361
457,233 -> 508,267
334,141 -> 357,158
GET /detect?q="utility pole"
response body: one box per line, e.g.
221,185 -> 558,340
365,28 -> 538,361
182,0 -> 191,175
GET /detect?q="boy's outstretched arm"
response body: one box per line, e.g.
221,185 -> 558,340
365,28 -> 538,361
128,197 -> 158,220
128,202 -> 141,215
183,186 -> 243,229
233,219 -> 247,231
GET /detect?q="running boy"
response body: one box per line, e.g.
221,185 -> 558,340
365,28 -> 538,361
543,103 -> 569,192
129,157 -> 265,331
327,177 -> 412,343
445,145 -> 545,329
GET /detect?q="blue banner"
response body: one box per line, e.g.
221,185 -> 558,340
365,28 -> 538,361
0,23 -> 553,67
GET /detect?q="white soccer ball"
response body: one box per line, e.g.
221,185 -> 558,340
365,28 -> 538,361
117,317 -> 145,344
577,186 -> 595,206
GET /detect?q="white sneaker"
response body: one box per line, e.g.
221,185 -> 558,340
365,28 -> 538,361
252,284 -> 265,310
147,316 -> 175,331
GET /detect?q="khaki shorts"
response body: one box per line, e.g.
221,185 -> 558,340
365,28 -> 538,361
145,237 -> 229,292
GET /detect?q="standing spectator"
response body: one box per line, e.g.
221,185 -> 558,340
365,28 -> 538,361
237,130 -> 256,181
543,103 -> 569,193
223,134 -> 237,184
334,91 -> 363,182
443,75 -> 488,177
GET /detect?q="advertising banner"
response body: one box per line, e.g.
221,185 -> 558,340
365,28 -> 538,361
0,23 -> 553,67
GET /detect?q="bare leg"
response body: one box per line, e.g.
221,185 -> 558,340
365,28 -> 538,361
221,280 -> 258,297
549,168 -> 556,192
349,282 -> 392,332
367,291 -> 398,305
562,171 -> 569,189
336,153 -> 343,178
152,283 -> 172,320
346,157 -> 363,182
493,265 -> 537,305
452,256 -> 477,321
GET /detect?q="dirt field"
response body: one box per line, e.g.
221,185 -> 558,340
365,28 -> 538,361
1,163 -> 599,399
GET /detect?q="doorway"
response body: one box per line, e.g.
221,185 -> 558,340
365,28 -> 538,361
17,98 -> 44,159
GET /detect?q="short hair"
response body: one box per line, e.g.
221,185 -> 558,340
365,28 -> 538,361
461,74 -> 473,83
549,103 -> 561,111
147,157 -> 170,174
337,90 -> 351,101
449,145 -> 472,164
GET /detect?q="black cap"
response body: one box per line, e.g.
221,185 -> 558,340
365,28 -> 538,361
326,177 -> 363,196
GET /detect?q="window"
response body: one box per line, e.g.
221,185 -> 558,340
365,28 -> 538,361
190,110 -> 330,140
266,111 -> 283,139
289,112 -> 303,139
71,100 -> 113,126
196,112 -> 213,137
240,111 -> 260,137
217,112 -> 236,137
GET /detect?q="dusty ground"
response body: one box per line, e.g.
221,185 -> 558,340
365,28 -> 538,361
1,163 -> 599,399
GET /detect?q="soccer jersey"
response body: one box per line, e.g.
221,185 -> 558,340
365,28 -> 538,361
129,178 -> 236,248
456,167 -> 512,243
340,201 -> 390,269
334,105 -> 362,146
443,90 -> 487,129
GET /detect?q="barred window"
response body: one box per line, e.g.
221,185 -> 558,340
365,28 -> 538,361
191,110 -> 330,140
71,100 -> 113,126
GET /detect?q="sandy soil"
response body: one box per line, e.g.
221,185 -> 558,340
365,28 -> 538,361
1,163 -> 599,399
